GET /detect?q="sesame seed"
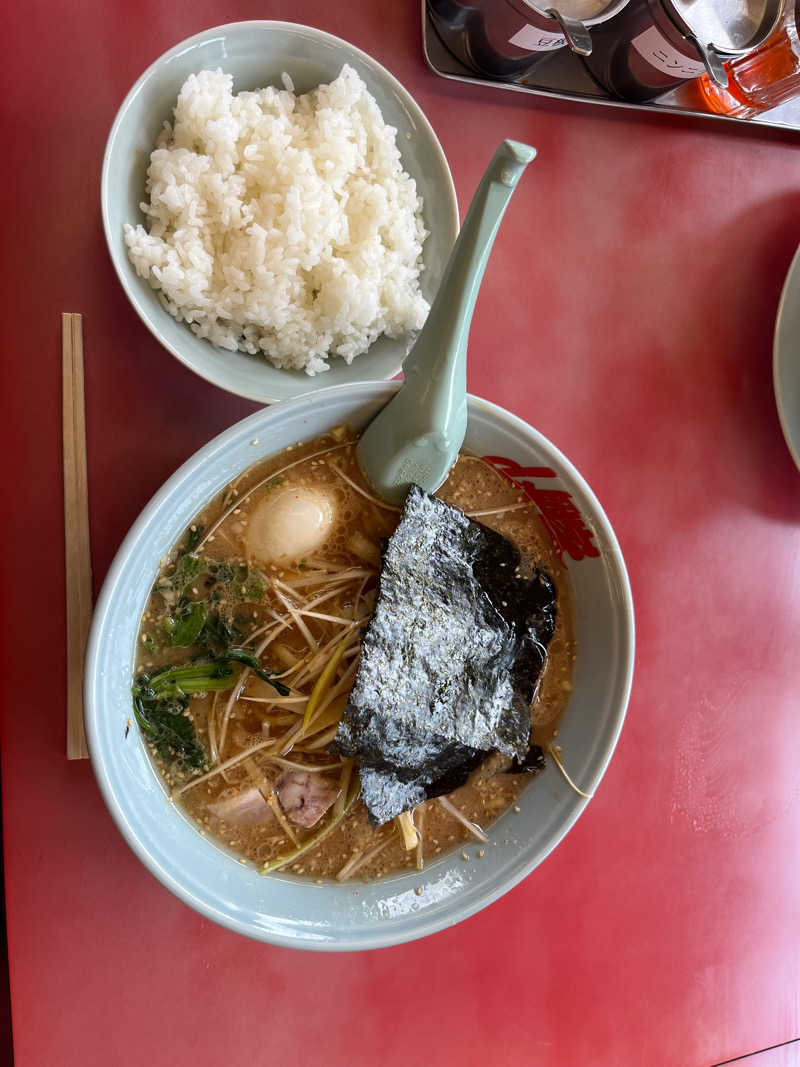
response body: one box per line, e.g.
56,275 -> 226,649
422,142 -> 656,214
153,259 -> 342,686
514,805 -> 520,813
477,850 -> 484,858
414,887 -> 422,896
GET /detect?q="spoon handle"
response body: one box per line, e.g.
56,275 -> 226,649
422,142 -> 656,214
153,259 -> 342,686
358,140 -> 535,503
405,139 -> 536,388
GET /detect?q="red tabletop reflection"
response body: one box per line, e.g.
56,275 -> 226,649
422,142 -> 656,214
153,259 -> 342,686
1,1 -> 799,1065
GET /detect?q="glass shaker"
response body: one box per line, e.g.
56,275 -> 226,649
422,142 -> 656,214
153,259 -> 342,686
682,0 -> 800,117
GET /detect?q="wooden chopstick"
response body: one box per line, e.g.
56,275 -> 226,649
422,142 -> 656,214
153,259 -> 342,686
62,313 -> 92,760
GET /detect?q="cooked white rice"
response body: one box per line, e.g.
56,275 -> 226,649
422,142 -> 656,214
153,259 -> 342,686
124,65 -> 429,375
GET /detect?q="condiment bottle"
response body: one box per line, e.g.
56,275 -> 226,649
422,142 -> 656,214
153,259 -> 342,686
582,0 -> 782,102
685,0 -> 800,116
427,0 -> 631,80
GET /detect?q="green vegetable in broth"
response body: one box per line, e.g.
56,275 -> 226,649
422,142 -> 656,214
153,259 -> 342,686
164,600 -> 207,647
155,552 -> 203,595
194,609 -> 290,694
196,610 -> 240,658
131,662 -> 233,770
216,647 -> 288,690
211,561 -> 236,584
133,694 -> 206,770
136,661 -> 239,701
131,618 -> 289,770
219,562 -> 265,602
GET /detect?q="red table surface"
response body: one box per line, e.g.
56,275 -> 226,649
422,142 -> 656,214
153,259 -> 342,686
2,1 -> 799,1065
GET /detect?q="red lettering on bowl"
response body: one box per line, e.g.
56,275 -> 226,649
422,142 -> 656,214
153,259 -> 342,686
482,455 -> 600,563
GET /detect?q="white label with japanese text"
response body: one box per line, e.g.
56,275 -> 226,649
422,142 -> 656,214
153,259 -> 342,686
631,25 -> 706,78
509,22 -> 566,52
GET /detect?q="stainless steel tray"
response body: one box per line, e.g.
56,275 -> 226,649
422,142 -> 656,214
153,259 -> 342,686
422,1 -> 800,133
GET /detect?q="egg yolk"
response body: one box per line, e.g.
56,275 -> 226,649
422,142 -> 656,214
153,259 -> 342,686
245,486 -> 334,565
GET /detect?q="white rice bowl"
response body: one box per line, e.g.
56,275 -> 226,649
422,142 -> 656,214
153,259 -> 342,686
124,65 -> 429,376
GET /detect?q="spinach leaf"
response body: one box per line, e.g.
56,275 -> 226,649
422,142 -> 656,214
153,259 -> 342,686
131,646 -> 288,771
132,689 -> 206,770
210,561 -> 265,602
136,661 -> 238,701
131,658 -> 245,771
196,609 -> 290,696
235,569 -> 265,602
198,611 -> 242,658
172,554 -> 204,590
222,648 -> 290,694
163,601 -> 207,647
154,553 -> 205,602
212,561 -> 235,584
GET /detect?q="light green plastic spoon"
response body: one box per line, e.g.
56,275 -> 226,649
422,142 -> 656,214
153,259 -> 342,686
357,139 -> 536,505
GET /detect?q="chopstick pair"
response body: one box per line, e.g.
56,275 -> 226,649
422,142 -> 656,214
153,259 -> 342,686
62,312 -> 92,759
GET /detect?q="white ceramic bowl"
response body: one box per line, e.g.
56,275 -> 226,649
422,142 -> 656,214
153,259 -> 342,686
85,383 -> 635,950
101,22 -> 459,403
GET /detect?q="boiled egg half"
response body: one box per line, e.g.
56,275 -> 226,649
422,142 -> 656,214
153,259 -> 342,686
245,486 -> 334,566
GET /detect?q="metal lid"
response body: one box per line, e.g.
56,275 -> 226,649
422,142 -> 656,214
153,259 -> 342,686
669,0 -> 783,54
522,0 -> 630,28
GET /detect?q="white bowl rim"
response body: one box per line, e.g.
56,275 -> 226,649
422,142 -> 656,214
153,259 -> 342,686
773,240 -> 800,472
85,382 -> 635,950
100,20 -> 460,405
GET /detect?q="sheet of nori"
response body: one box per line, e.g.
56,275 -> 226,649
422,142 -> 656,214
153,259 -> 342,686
332,484 -> 557,826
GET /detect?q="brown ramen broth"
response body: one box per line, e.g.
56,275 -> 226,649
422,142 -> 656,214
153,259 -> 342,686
134,429 -> 575,882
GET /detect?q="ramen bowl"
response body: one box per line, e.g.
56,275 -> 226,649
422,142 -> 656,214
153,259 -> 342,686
101,21 -> 459,404
85,382 -> 634,950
